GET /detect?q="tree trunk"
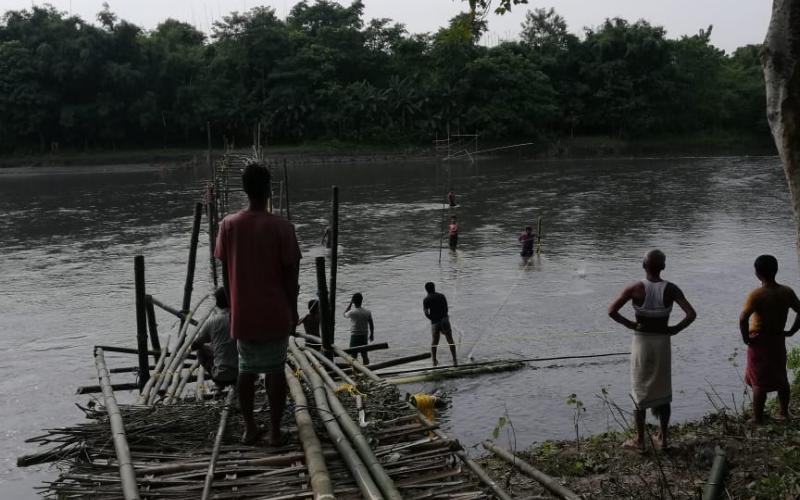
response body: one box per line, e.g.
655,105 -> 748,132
764,0 -> 800,251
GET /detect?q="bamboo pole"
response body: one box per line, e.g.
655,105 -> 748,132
149,296 -> 198,326
134,256 -> 150,389
306,347 -> 357,387
144,295 -> 161,358
181,202 -> 203,328
367,353 -> 431,371
153,304 -> 213,399
196,366 -> 206,401
343,342 -> 389,355
387,362 -> 524,385
303,349 -> 339,390
293,341 -> 403,500
201,389 -> 236,500
285,366 -> 334,500
137,334 -> 171,404
171,358 -> 200,403
329,186 -> 339,330
288,341 -> 383,500
283,159 -> 291,221
206,185 -> 219,288
702,446 -> 726,500
303,329 -> 514,500
536,215 -> 543,255
295,331 -> 381,383
482,440 -> 580,500
94,348 -> 140,500
315,257 -> 334,358
375,351 -> 630,378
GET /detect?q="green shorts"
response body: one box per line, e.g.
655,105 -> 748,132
237,338 -> 289,374
349,334 -> 369,348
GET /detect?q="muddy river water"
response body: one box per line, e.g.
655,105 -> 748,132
0,155 -> 796,497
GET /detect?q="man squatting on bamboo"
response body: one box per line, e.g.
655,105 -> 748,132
739,255 -> 800,424
608,249 -> 696,451
215,161 -> 302,446
191,287 -> 238,388
344,293 -> 374,364
423,282 -> 458,367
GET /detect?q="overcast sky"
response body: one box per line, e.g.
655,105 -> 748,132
0,0 -> 771,53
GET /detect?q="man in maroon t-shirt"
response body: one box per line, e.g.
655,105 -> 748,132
215,161 -> 301,446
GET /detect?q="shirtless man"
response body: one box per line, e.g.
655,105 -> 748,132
608,249 -> 696,450
739,255 -> 800,424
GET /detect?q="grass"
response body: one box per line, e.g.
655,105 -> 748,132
479,383 -> 800,499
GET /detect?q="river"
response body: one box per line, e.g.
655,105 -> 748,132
0,155 -> 796,497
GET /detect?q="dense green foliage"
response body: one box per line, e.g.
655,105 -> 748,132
0,1 -> 767,152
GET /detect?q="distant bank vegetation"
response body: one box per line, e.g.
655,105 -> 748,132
0,1 -> 767,154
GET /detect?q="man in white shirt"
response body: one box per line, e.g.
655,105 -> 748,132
344,293 -> 374,364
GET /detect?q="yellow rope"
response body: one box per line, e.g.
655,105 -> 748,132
335,383 -> 364,396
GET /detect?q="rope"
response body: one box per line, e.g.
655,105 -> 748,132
466,257 -> 535,360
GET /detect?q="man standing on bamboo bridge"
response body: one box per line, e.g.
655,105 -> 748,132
423,282 -> 458,367
344,293 -> 374,364
215,160 -> 301,447
607,249 -> 696,451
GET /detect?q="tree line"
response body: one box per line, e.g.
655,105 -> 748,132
0,1 -> 767,153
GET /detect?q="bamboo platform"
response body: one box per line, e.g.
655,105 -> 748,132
20,336 -> 504,499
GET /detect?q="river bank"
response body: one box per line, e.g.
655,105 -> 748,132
0,133 -> 776,169
478,378 -> 800,499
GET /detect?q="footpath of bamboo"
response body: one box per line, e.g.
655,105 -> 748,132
20,329 -> 509,499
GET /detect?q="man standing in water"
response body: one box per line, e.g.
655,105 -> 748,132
739,255 -> 800,424
448,216 -> 459,250
216,160 -> 301,446
518,226 -> 536,258
423,282 -> 458,366
608,250 -> 696,450
344,293 -> 375,364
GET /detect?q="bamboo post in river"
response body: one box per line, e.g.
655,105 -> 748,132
134,256 -> 150,389
315,257 -> 334,358
283,160 -> 291,221
536,216 -> 543,255
329,185 -> 339,329
206,185 -> 218,288
285,366 -> 334,500
94,348 -> 141,500
144,295 -> 161,359
181,202 -> 203,328
483,440 -> 580,500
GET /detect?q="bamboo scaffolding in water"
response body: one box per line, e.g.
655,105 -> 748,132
284,366 -> 334,500
94,348 -> 141,500
201,389 -> 236,500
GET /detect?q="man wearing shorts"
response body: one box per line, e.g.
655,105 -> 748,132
423,282 -> 458,366
215,160 -> 301,446
344,293 -> 374,364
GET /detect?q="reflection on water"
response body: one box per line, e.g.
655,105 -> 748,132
0,156 -> 796,497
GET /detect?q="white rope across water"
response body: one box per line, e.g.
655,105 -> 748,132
465,256 -> 536,361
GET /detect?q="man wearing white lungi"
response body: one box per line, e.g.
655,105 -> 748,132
608,250 -> 696,451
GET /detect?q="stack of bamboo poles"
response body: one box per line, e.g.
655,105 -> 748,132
138,295 -> 212,405
21,333 -> 510,499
